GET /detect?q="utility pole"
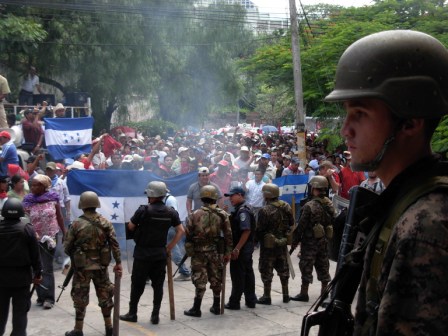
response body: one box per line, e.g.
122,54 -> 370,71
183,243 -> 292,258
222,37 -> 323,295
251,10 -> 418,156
289,0 -> 306,165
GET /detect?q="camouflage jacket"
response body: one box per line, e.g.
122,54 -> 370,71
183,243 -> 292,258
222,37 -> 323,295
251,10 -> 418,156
354,156 -> 448,336
295,196 -> 335,242
64,212 -> 121,270
256,199 -> 293,241
186,204 -> 233,256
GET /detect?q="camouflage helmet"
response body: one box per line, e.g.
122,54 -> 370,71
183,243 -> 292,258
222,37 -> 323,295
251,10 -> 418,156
200,185 -> 219,200
325,30 -> 448,119
1,198 -> 25,219
78,191 -> 101,209
145,181 -> 169,197
309,175 -> 329,189
262,183 -> 280,199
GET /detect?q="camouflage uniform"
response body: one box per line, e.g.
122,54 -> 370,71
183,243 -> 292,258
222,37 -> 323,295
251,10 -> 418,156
354,157 -> 448,336
64,212 -> 121,322
295,196 -> 335,285
256,199 -> 293,302
186,204 -> 232,299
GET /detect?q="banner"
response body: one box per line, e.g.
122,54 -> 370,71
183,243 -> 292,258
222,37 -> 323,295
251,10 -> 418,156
44,117 -> 94,160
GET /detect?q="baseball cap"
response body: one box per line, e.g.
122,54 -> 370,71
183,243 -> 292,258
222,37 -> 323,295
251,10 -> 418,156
122,155 -> 134,163
261,153 -> 271,159
291,157 -> 300,165
178,147 -> 189,155
240,146 -> 249,152
45,162 -> 57,170
198,167 -> 209,174
0,131 -> 11,139
218,160 -> 229,167
224,186 -> 246,197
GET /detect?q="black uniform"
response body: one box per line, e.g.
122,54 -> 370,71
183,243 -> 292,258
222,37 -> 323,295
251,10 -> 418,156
128,201 -> 181,315
228,201 -> 257,308
0,218 -> 42,336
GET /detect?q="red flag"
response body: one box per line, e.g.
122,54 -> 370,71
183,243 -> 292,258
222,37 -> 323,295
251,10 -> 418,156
102,134 -> 122,158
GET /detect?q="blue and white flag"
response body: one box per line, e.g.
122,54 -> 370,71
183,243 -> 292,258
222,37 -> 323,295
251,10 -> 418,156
67,170 -> 196,224
44,117 -> 94,160
273,174 -> 308,204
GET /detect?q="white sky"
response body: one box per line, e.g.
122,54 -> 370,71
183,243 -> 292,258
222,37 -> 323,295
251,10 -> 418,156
252,0 -> 374,17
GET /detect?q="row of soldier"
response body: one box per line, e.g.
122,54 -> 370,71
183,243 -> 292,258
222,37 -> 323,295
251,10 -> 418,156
0,173 -> 335,336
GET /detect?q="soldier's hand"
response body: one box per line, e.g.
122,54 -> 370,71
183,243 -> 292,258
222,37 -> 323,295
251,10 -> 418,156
33,275 -> 43,285
113,263 -> 123,277
231,248 -> 239,260
223,254 -> 231,263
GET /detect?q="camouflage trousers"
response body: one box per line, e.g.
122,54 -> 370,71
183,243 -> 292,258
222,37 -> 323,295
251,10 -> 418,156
299,239 -> 331,284
191,251 -> 223,299
258,246 -> 289,287
71,268 -> 114,319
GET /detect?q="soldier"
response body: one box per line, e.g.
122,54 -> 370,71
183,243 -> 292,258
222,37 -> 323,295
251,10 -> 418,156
120,181 -> 184,324
184,185 -> 233,317
256,183 -> 294,305
64,191 -> 122,336
290,176 -> 335,302
0,199 -> 42,336
325,30 -> 448,335
224,186 -> 257,310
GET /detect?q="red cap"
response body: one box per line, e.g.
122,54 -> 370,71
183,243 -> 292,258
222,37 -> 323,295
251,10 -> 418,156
0,131 -> 11,139
218,160 -> 229,167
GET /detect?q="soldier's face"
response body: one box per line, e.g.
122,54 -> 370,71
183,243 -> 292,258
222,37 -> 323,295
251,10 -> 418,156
341,98 -> 395,172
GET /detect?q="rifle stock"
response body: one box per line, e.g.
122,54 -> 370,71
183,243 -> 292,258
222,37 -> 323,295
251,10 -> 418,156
300,187 -> 378,336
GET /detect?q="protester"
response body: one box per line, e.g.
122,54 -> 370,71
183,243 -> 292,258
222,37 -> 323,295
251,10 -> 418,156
22,174 -> 65,310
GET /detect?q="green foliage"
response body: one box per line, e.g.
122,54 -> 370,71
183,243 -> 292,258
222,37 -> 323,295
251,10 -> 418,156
125,119 -> 178,138
432,115 -> 448,156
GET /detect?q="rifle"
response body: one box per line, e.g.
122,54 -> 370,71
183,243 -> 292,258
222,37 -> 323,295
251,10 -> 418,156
300,186 -> 378,336
172,253 -> 188,278
113,271 -> 121,336
167,252 -> 175,320
56,265 -> 75,302
220,261 -> 227,315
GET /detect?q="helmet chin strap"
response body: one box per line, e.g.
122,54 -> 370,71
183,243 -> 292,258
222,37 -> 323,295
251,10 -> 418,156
350,135 -> 395,172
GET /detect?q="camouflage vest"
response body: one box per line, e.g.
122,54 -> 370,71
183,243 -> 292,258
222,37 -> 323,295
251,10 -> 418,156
362,175 -> 448,335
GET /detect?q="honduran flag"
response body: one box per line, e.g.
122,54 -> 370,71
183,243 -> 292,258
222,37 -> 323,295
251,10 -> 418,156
273,174 -> 308,204
67,169 -> 196,224
44,117 -> 94,161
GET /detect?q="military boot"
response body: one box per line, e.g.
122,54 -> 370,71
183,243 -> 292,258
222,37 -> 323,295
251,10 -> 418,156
184,298 -> 202,317
256,286 -> 272,305
119,304 -> 138,322
290,283 -> 309,302
282,285 -> 290,303
65,331 -> 83,336
150,305 -> 160,325
209,296 -> 221,315
105,327 -> 113,336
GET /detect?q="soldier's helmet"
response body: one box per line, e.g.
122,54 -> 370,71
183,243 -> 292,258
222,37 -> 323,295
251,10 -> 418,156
1,198 -> 25,219
262,183 -> 280,199
309,175 -> 329,189
325,30 -> 448,119
200,185 -> 219,200
78,191 -> 101,209
145,181 -> 169,197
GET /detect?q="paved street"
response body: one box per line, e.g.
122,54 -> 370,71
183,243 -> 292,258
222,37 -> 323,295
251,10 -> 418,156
5,249 -> 337,336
